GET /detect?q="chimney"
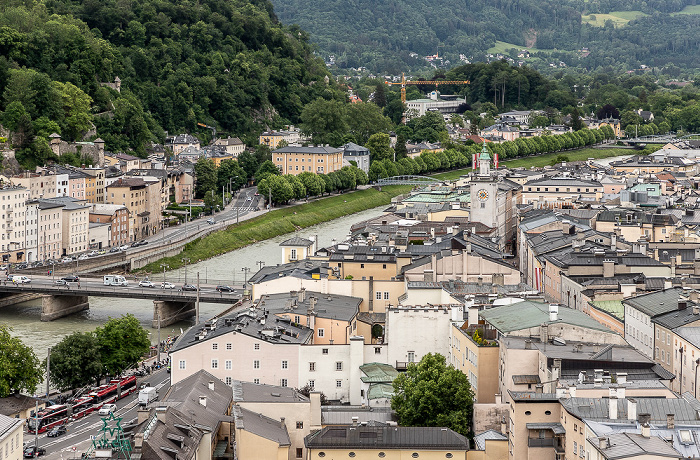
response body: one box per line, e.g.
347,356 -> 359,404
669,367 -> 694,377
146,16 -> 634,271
310,392 -> 322,428
493,273 -> 505,286
500,416 -> 507,434
695,305 -> 700,316
667,413 -> 675,429
617,386 -> 626,399
611,233 -> 617,251
569,386 -> 576,398
477,276 -> 483,286
679,298 -> 688,310
352,416 -> 359,427
137,408 -> 150,425
608,396 -> 618,420
549,304 -> 559,322
535,384 -> 543,394
638,413 -> 652,426
308,296 -> 317,313
627,399 -> 637,421
540,324 -> 549,343
208,381 -> 215,391
452,225 -> 460,236
599,437 -> 609,450
524,339 -> 532,350
641,422 -> 651,438
691,290 -> 700,302
199,396 -> 207,407
617,372 -> 627,384
299,288 -> 306,303
556,386 -> 567,398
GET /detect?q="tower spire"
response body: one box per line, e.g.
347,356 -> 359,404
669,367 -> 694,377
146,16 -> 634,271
478,142 -> 491,176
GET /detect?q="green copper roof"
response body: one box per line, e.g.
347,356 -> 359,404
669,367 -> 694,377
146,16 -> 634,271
478,142 -> 491,161
360,362 -> 399,383
367,383 -> 395,400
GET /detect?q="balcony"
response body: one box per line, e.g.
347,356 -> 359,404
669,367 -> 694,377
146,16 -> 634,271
528,438 -> 564,452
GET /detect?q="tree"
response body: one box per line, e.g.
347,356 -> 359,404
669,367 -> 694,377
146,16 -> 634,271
392,353 -> 474,437
373,83 -> 387,108
46,332 -> 103,391
300,98 -> 348,146
216,159 -> 247,191
194,157 -> 217,198
365,133 -> 394,162
597,104 -> 620,120
203,190 -> 219,214
237,151 -> 259,180
298,171 -> 324,197
568,108 -> 584,131
346,102 -> 392,145
94,315 -> 150,377
255,160 -> 281,183
0,325 -> 41,397
368,161 -> 387,182
284,174 -> 306,199
394,135 -> 408,160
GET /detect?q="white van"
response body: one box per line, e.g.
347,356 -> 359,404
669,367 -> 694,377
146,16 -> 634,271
11,275 -> 31,284
103,275 -> 128,286
138,387 -> 158,406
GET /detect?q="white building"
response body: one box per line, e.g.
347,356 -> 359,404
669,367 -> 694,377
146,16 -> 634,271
0,186 -> 29,263
0,414 -> 24,460
623,288 -> 684,359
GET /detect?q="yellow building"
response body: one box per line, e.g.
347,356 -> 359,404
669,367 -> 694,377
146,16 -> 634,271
233,406 -> 290,460
260,128 -> 301,149
273,146 -> 344,176
450,324 -> 500,403
280,236 -> 316,264
0,414 -> 24,460
82,167 -> 106,203
305,426 -> 469,460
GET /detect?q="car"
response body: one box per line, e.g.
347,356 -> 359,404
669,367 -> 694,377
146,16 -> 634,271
54,279 -> 67,286
119,245 -> 129,251
216,285 -> 234,293
161,282 -> 175,289
98,404 -> 116,416
207,218 -> 215,224
78,254 -> 89,260
139,280 -> 155,288
62,275 -> 79,282
16,263 -> 27,269
109,247 -> 120,253
246,196 -> 252,201
47,425 -> 67,437
140,240 -> 149,246
61,257 -> 73,264
97,250 -> 106,255
254,192 -> 260,196
24,447 -> 46,458
87,250 -> 98,257
181,284 -> 198,291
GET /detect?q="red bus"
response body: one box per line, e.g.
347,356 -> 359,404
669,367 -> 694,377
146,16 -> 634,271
27,405 -> 69,433
116,376 -> 137,399
69,397 -> 95,420
89,383 -> 119,407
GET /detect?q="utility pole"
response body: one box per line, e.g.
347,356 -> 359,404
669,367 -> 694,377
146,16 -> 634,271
46,347 -> 51,398
256,261 -> 265,271
34,400 -> 38,450
160,263 -> 169,288
196,272 -> 200,325
268,187 -> 272,210
157,313 -> 161,363
241,267 -> 251,286
182,258 -> 190,284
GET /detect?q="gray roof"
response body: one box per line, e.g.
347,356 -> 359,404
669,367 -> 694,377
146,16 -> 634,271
524,176 -> 603,188
0,394 -> 44,417
525,423 -> 566,435
675,327 -> 700,349
343,142 -> 370,155
162,370 -> 233,432
562,397 -> 700,425
0,414 -> 22,441
473,430 -> 507,451
304,426 -> 469,450
589,432 -> 681,459
232,380 -> 308,403
40,196 -> 88,210
257,291 -> 361,322
139,406 -> 205,460
279,236 -> 314,247
653,306 -> 700,330
273,146 -> 342,154
248,259 -> 325,284
232,406 -> 290,445
480,301 -> 618,335
623,288 -> 685,317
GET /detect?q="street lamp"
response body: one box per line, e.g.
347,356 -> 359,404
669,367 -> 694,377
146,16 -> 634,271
160,263 -> 169,288
241,267 -> 251,286
182,258 -> 190,284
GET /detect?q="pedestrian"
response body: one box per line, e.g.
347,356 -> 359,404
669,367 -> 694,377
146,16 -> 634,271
77,281 -> 80,288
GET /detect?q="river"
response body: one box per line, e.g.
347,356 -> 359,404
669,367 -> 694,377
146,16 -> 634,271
0,206 -> 386,363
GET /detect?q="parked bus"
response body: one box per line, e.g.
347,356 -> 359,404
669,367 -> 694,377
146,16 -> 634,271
89,375 -> 139,409
27,405 -> 69,433
103,275 -> 128,286
68,397 -> 95,420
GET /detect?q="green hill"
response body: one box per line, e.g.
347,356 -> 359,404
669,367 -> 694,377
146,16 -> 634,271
270,0 -> 700,73
0,0 -> 343,159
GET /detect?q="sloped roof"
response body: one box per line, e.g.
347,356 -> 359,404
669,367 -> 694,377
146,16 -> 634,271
589,432 -> 680,459
473,430 -> 507,451
232,406 -> 290,445
304,426 -> 469,450
360,363 -> 399,383
623,288 -> 684,317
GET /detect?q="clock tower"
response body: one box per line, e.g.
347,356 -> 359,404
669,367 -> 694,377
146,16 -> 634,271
469,143 -> 499,233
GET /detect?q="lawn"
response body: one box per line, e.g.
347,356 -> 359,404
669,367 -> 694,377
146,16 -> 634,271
139,185 -> 412,272
671,5 -> 700,15
581,11 -> 647,27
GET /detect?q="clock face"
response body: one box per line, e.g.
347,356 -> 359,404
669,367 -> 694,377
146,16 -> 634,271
477,189 -> 489,201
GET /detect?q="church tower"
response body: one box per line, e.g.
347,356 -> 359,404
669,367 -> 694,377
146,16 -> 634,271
469,143 -> 499,232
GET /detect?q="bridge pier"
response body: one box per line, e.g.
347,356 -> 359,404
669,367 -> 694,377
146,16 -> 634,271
0,292 -> 42,308
153,300 -> 195,327
41,295 -> 89,321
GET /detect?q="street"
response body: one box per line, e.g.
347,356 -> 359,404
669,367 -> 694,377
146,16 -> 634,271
30,366 -> 172,460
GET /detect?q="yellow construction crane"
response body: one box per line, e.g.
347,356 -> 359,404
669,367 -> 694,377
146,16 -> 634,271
384,73 -> 471,103
197,122 -> 217,140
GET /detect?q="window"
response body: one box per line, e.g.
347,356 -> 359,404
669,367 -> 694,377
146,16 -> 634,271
310,362 -> 316,371
376,292 -> 382,300
412,454 -> 419,458
349,454 -> 355,458
212,343 -> 218,350
254,360 -> 260,369
382,264 -> 387,269
226,343 -> 232,350
318,329 -> 325,338
296,448 -> 303,458
291,249 -> 297,260
254,378 -> 260,384
375,347 -> 381,354
545,410 -> 552,415
360,264 -> 364,268
319,453 -> 326,458
225,377 -> 232,385
573,442 -> 577,455
336,380 -> 342,388
254,343 -> 260,350
322,348 -> 329,354
336,362 -> 343,371
179,360 -> 186,370
225,360 -> 232,370
309,380 -> 315,389
211,359 -> 218,369
407,351 -> 415,363
296,421 -> 304,429
378,454 -> 386,458
282,360 -> 288,369
281,379 -> 288,387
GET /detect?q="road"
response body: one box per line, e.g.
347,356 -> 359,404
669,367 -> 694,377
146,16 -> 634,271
0,274 -> 244,303
31,366 -> 172,460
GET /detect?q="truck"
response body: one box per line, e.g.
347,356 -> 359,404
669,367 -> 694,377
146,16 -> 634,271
103,275 -> 128,286
138,387 -> 157,406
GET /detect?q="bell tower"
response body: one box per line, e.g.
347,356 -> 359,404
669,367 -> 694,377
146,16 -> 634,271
470,143 -> 499,232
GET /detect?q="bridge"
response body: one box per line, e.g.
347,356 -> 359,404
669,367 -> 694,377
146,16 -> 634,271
625,133 -> 700,144
0,276 -> 243,326
376,175 -> 444,186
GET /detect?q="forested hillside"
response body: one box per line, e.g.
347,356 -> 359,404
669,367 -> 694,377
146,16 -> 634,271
271,0 -> 700,74
0,0 -> 342,159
